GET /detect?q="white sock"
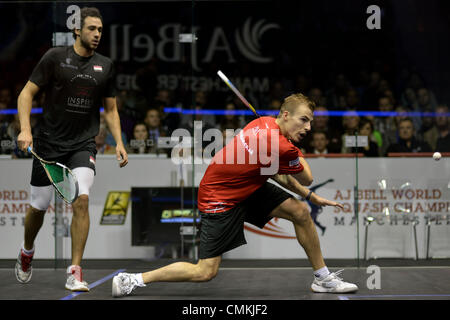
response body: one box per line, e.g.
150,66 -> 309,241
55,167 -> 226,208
21,242 -> 35,255
135,273 -> 145,286
314,266 -> 330,279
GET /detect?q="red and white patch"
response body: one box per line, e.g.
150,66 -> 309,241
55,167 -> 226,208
89,156 -> 96,165
93,65 -> 103,72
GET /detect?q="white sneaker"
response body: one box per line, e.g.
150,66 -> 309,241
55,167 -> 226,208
15,249 -> 34,284
112,273 -> 146,298
311,269 -> 358,293
65,265 -> 89,292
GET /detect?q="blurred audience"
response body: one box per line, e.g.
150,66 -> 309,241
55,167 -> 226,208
352,117 -> 379,157
434,105 -> 450,152
385,118 -> 432,155
144,108 -> 168,155
372,95 -> 398,156
95,125 -> 116,155
340,110 -> 360,154
0,60 -> 448,160
127,122 -> 152,154
310,131 -> 329,155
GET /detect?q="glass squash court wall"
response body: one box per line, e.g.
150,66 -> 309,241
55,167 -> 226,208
0,1 -> 449,267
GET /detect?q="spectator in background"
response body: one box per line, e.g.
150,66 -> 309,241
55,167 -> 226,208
267,80 -> 285,103
180,105 -> 216,152
376,80 -> 393,105
340,110 -> 360,154
127,122 -> 151,154
0,87 -> 12,106
115,90 -> 136,142
180,104 -> 217,132
144,108 -> 167,154
385,118 -> 432,155
345,88 -> 361,110
326,73 -> 350,110
310,131 -> 329,156
153,88 -> 180,135
218,102 -> 244,132
95,125 -> 116,155
417,87 -> 437,111
361,71 -> 382,110
0,101 -> 12,154
353,117 -> 379,157
406,73 -> 425,92
416,88 -> 438,140
401,87 -> 419,111
304,106 -> 341,153
394,105 -> 421,139
372,95 -> 397,156
7,113 -> 34,158
268,98 -> 282,117
382,88 -> 396,108
293,75 -> 310,96
434,105 -> 450,152
309,87 -> 326,107
104,124 -> 128,152
419,107 -> 436,144
195,90 -> 208,108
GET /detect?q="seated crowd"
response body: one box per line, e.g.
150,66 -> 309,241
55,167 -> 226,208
0,70 -> 449,158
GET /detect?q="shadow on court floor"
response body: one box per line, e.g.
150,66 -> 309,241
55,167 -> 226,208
1,259 -> 449,301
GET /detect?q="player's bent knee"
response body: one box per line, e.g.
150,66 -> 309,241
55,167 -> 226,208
198,267 -> 219,282
196,259 -> 220,282
291,200 -> 310,225
72,195 -> 89,214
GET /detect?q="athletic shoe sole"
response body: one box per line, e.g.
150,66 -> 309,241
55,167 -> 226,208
311,283 -> 358,293
112,276 -> 123,297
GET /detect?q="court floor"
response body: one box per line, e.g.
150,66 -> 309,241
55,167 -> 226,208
1,259 -> 450,301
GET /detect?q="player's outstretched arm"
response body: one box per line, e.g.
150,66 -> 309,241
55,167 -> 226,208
17,81 -> 40,151
272,174 -> 343,209
103,97 -> 128,167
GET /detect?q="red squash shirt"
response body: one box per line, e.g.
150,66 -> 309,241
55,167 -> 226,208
198,116 -> 304,213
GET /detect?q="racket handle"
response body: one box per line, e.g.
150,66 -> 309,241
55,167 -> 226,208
27,146 -> 32,153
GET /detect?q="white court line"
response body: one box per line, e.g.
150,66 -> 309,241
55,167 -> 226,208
219,266 -> 450,270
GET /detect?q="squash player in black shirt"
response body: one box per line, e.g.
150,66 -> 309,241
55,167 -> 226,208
15,7 -> 128,291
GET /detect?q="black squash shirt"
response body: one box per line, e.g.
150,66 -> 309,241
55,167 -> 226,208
29,46 -> 115,153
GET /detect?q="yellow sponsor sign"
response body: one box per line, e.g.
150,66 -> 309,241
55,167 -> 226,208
100,191 -> 130,225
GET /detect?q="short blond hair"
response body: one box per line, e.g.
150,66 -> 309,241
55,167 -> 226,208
277,93 -> 315,118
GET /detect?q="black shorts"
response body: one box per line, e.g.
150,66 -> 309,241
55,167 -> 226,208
30,139 -> 97,187
199,182 -> 292,259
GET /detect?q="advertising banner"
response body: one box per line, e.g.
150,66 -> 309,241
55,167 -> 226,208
1,156 -> 448,259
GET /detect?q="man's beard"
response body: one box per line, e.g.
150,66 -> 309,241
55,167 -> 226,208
80,35 -> 95,51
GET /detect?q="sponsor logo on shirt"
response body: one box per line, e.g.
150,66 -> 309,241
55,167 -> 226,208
252,126 -> 260,136
93,65 -> 103,72
60,60 -> 78,70
289,157 -> 300,167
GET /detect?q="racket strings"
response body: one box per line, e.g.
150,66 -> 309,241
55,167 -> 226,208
46,164 -> 77,202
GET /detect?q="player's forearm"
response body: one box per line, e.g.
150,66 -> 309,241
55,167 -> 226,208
103,109 -> 124,146
17,91 -> 33,132
272,174 -> 311,199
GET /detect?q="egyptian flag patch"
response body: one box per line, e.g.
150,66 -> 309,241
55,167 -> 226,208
93,65 -> 103,72
89,156 -> 96,165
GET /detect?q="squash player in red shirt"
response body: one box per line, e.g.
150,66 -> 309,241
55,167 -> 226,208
112,93 -> 358,297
